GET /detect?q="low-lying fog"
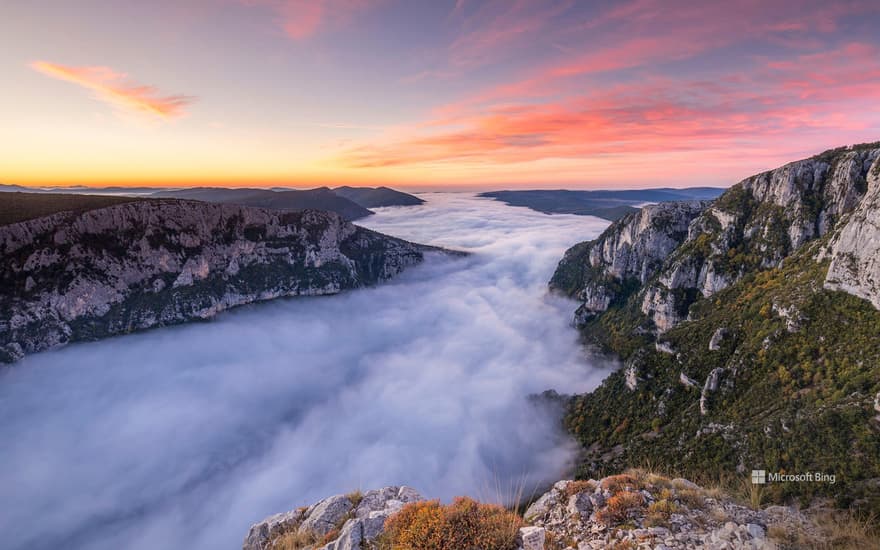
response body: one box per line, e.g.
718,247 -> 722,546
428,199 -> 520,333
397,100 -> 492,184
0,193 -> 612,550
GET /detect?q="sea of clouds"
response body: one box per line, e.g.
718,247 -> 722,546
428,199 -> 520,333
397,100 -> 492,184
0,193 -> 614,550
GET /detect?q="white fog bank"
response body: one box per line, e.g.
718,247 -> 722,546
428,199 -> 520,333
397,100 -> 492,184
0,193 -> 612,550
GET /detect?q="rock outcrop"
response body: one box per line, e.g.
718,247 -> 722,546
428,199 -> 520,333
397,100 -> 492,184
245,474 -> 820,550
525,474 -> 813,550
553,144 -> 880,514
0,200 -> 433,362
243,486 -> 422,550
823,157 -> 880,308
549,201 -> 707,323
553,143 -> 880,332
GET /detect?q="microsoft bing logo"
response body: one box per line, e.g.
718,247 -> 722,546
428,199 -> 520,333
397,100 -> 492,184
751,470 -> 766,484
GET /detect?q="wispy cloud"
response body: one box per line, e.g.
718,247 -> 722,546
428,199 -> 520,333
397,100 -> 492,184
308,121 -> 388,130
341,49 -> 880,170
339,0 -> 880,177
30,61 -> 195,120
445,0 -> 574,70
242,0 -> 383,40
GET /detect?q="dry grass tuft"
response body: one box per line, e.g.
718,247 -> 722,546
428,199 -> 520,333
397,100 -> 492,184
272,529 -> 320,550
562,480 -> 596,500
380,497 -> 522,550
810,509 -> 880,549
644,498 -> 679,527
767,508 -> 880,549
596,491 -> 645,526
599,474 -> 643,494
542,530 -> 578,550
709,506 -> 729,523
346,490 -> 364,508
734,475 -> 765,511
674,489 -> 707,510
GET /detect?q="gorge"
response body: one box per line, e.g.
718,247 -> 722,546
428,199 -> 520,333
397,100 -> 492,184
0,194 -> 610,550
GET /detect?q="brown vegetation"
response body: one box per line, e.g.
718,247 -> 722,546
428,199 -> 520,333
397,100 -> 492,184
0,192 -> 144,226
595,491 -> 645,525
380,497 -> 523,550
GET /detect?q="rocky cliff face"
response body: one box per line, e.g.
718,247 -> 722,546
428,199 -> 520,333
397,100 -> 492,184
550,201 -> 707,324
0,200 -> 429,363
553,143 -> 880,332
823,157 -> 880,308
553,143 -> 880,515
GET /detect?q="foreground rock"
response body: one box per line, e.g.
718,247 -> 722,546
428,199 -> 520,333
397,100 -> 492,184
244,474 -> 823,550
0,200 -> 436,362
243,486 -> 422,550
526,473 -> 814,550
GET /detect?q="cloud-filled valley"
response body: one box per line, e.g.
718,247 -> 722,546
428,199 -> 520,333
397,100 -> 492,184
0,194 -> 613,550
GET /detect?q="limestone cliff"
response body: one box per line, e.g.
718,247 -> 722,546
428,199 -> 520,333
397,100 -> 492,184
0,200 -> 430,362
549,201 -> 707,324
552,143 -> 880,514
823,157 -> 880,308
553,143 -> 880,332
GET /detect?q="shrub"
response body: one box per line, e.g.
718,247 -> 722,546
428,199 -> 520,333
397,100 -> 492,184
381,501 -> 447,550
595,491 -> 645,525
273,529 -> 320,550
562,480 -> 595,499
599,474 -> 642,494
381,497 -> 522,550
347,490 -> 364,508
644,498 -> 679,527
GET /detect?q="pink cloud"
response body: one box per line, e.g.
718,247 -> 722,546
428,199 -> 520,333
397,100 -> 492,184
30,61 -> 194,120
340,40 -> 880,171
446,0 -> 574,70
241,0 -> 382,40
433,0 -> 880,101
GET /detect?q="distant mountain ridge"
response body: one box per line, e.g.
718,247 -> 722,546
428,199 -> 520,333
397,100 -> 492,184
0,184 -> 163,194
479,187 -> 725,220
0,184 -> 425,221
0,192 -> 144,227
333,185 -> 425,207
150,187 -> 373,221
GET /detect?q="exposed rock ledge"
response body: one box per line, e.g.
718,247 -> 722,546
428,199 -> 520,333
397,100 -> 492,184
0,199 -> 437,363
243,486 -> 423,550
245,473 -> 818,550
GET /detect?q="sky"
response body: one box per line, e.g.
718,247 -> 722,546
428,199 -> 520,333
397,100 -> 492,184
2,0 -> 880,189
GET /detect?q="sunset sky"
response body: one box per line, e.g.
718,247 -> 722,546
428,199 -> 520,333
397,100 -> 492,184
3,0 -> 880,189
